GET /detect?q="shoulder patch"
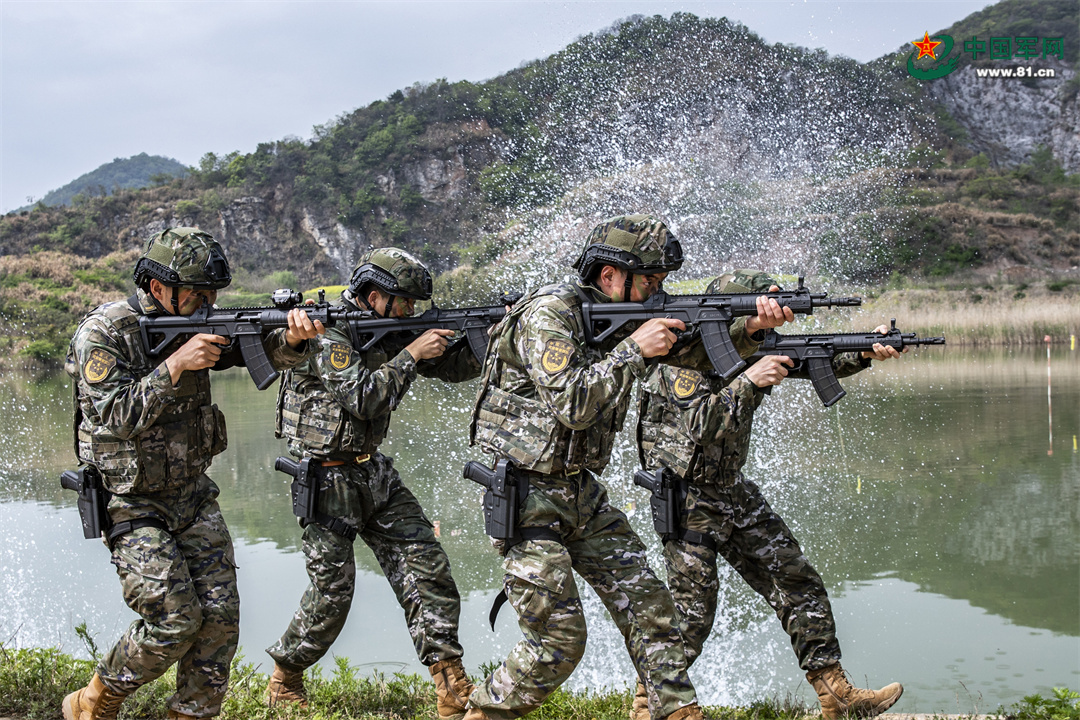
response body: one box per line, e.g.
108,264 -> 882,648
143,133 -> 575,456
671,368 -> 701,399
328,342 -> 353,370
540,338 -> 575,374
84,348 -> 117,383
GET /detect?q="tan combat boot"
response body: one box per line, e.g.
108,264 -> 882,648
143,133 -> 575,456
430,658 -> 474,720
807,664 -> 903,719
665,703 -> 705,720
62,673 -> 127,720
463,707 -> 494,720
266,662 -> 308,708
630,679 -> 650,720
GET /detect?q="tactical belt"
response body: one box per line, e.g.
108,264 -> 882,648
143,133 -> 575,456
489,526 -> 562,630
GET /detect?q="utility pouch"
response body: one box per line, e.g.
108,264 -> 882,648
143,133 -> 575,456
60,466 -> 110,540
275,457 -> 316,521
463,459 -> 529,541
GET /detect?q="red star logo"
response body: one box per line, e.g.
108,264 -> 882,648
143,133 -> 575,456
911,32 -> 941,60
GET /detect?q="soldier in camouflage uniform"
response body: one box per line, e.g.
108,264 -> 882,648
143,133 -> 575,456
265,248 -> 478,720
464,216 -> 792,720
632,270 -> 904,720
62,228 -> 322,720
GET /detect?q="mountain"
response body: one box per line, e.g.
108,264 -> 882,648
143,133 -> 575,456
18,153 -> 189,212
0,0 -> 1076,360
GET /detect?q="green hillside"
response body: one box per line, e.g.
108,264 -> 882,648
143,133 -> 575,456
20,153 -> 188,211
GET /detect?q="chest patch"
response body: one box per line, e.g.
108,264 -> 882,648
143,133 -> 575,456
84,348 -> 116,383
540,338 -> 575,374
672,368 -> 701,399
328,342 -> 353,370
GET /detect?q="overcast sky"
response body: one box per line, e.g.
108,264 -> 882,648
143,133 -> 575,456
0,0 -> 995,214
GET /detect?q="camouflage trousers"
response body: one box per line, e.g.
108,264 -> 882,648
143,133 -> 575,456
100,474 -> 239,717
663,472 -> 840,671
267,452 -> 463,670
470,469 -> 697,720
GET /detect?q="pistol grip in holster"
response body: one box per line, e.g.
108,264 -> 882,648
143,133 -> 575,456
275,456 -> 317,522
463,459 -> 530,542
60,466 -> 110,541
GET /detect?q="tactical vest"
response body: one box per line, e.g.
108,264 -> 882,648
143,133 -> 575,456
70,299 -> 227,495
276,340 -> 396,457
470,282 -> 631,475
638,365 -> 760,485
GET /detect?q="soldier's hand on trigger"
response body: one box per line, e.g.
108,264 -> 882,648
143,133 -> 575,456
406,328 -> 455,361
744,354 -> 794,388
630,317 -> 686,359
745,285 -> 795,334
166,333 -> 228,384
284,308 -> 325,348
861,324 -> 906,361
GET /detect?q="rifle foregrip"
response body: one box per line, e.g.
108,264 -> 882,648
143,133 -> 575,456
239,333 -> 280,391
806,357 -> 846,407
701,322 -> 747,381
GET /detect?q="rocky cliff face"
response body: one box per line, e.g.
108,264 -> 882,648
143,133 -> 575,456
927,60 -> 1079,171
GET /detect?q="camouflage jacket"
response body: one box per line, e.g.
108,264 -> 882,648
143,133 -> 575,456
277,305 -> 480,459
66,290 -> 310,496
470,280 -> 761,475
638,353 -> 869,484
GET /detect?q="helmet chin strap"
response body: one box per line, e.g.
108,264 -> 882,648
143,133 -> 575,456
623,272 -> 634,302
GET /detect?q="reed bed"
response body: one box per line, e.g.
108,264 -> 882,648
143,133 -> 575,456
851,287 -> 1080,346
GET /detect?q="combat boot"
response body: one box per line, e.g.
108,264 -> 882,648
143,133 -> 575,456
630,679 -> 650,720
166,712 -> 204,720
430,658 -> 474,720
665,703 -> 705,720
266,662 -> 308,708
806,663 -> 903,719
463,706 -> 494,720
62,673 -> 127,720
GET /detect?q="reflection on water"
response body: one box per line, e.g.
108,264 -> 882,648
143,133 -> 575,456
1,348 -> 1077,712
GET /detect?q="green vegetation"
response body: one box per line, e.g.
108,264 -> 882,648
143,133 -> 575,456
22,153 -> 188,211
0,639 -> 817,720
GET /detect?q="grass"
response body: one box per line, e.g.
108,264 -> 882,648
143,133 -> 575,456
0,638 -> 814,720
1,636 -> 1077,719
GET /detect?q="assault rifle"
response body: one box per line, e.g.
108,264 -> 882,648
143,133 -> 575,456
745,320 -> 946,407
138,289 -> 520,391
579,277 -> 862,381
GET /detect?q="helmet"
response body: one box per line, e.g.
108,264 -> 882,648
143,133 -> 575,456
132,227 -> 232,290
348,247 -> 433,301
573,214 -> 683,280
706,269 -> 780,294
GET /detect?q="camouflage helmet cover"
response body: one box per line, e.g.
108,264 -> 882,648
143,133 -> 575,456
132,227 -> 232,290
706,269 -> 781,294
573,214 -> 683,279
348,247 -> 433,300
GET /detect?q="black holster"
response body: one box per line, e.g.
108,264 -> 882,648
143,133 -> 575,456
462,459 -> 532,542
275,456 -> 357,541
60,466 -> 109,541
634,466 -> 716,551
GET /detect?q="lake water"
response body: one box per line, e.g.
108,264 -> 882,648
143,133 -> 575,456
1,346 -> 1077,713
